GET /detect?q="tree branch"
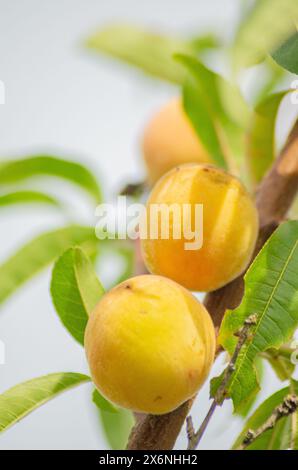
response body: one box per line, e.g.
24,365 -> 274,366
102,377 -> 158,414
237,394 -> 298,450
127,119 -> 298,451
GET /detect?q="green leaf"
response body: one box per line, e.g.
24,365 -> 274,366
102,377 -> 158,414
0,155 -> 102,203
92,389 -> 118,414
247,90 -> 288,183
0,225 -> 97,306
51,247 -> 104,345
215,221 -> 298,412
272,32 -> 298,75
233,380 -> 298,449
0,190 -> 60,208
210,356 -> 265,418
176,54 -> 249,169
233,0 -> 298,70
0,373 -> 90,433
92,386 -> 134,450
188,34 -> 220,54
262,346 -> 296,381
237,357 -> 265,418
254,57 -> 286,104
85,24 -> 199,84
180,66 -> 226,168
98,406 -> 135,450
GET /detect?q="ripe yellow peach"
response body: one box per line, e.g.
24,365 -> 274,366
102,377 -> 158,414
141,164 -> 259,292
84,275 -> 215,415
142,98 -> 210,185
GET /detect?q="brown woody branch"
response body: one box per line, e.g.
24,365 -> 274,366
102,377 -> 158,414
127,119 -> 298,451
237,394 -> 298,450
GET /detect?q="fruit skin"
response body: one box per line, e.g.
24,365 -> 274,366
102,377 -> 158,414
141,164 -> 259,292
85,275 -> 215,415
142,98 -> 210,185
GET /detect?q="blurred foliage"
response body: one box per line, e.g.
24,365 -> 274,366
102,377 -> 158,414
272,31 -> 298,75
0,155 -> 102,204
92,389 -> 119,414
85,24 -> 219,84
0,190 -> 61,209
98,406 -> 135,450
0,225 -> 97,305
232,0 -> 298,70
246,90 -> 289,183
92,388 -> 134,450
253,57 -> 287,104
262,347 -> 296,382
177,54 -> 249,171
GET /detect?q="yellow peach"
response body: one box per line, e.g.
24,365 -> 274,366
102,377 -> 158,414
85,275 -> 215,414
141,164 -> 259,292
142,98 -> 210,185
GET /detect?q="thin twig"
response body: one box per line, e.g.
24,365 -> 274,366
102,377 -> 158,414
237,395 -> 298,450
186,314 -> 257,450
186,402 -> 217,450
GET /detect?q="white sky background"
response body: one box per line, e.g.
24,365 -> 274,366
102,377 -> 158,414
0,0 -> 297,450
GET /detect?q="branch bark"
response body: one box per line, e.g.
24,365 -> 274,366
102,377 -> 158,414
127,119 -> 298,451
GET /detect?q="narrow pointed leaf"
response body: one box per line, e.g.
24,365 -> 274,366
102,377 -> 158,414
247,90 -> 288,183
51,247 -> 104,344
95,404 -> 134,450
0,155 -> 102,203
85,24 -> 213,84
99,409 -> 134,450
215,221 -> 298,412
233,380 -> 298,449
176,54 -> 249,169
92,389 -> 118,414
0,225 -> 97,306
0,190 -> 60,208
0,373 -> 90,433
